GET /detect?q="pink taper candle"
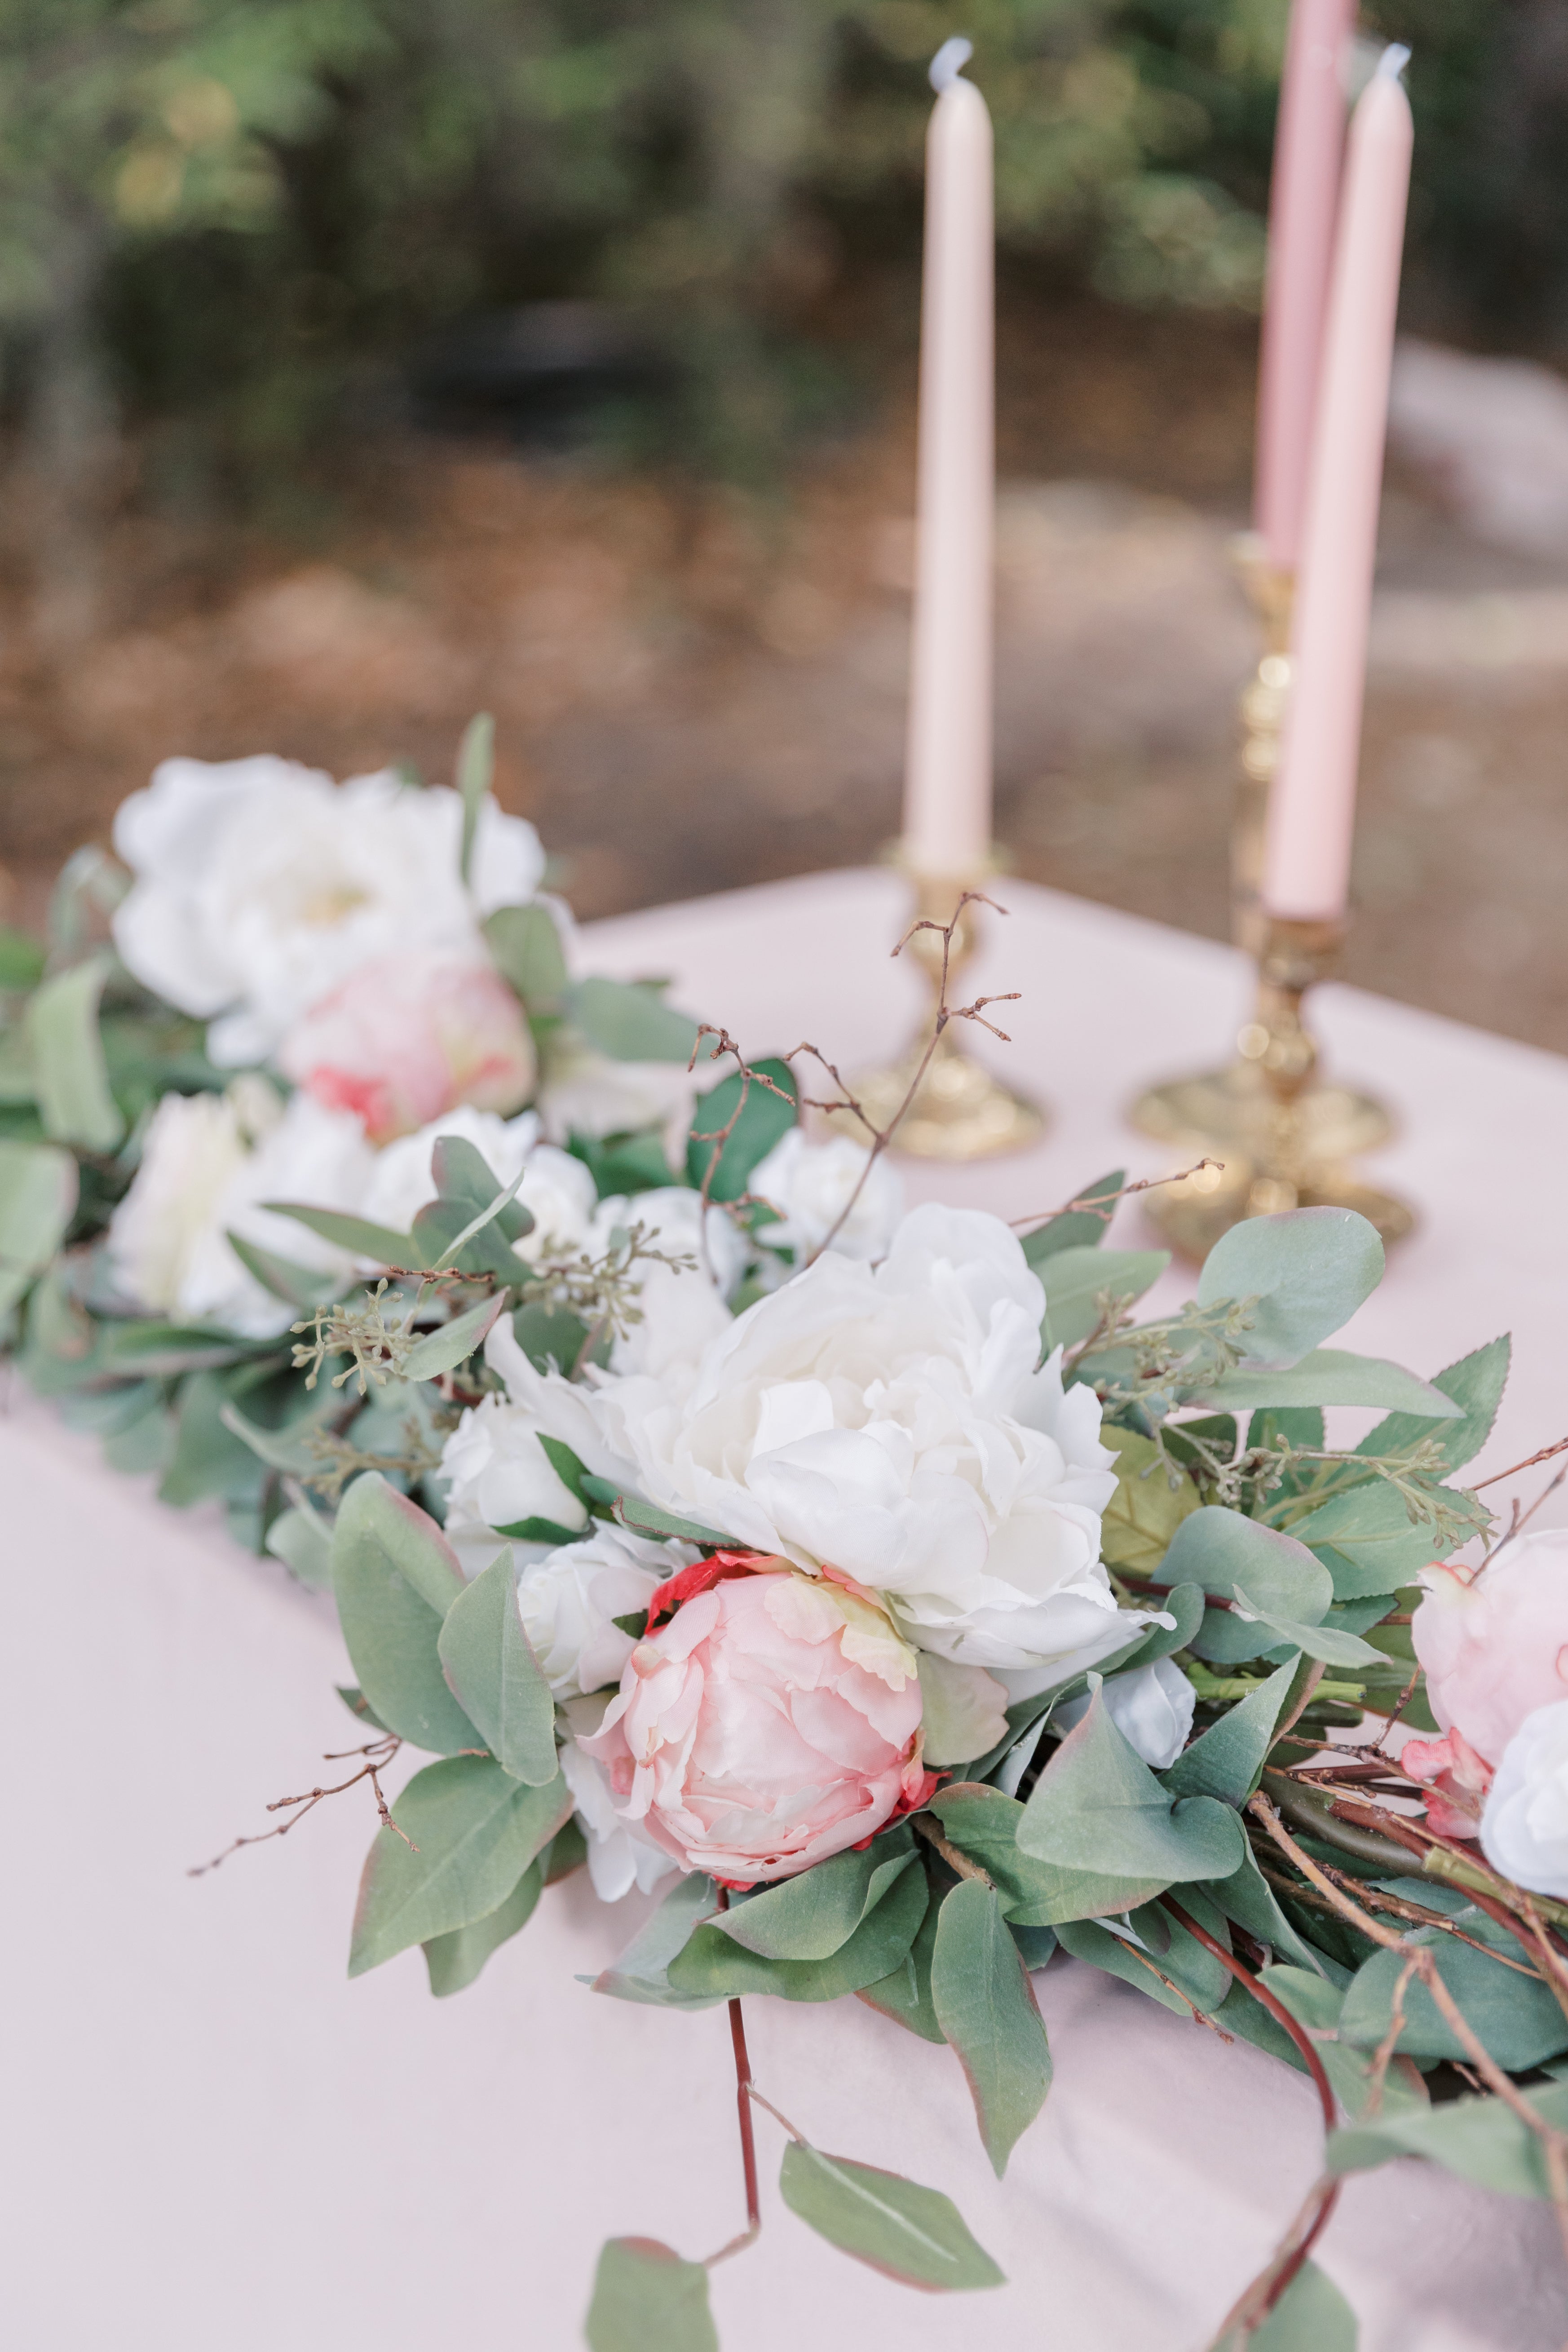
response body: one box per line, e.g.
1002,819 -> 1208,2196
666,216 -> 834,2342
1263,48 -> 1413,923
902,39 -> 994,879
1254,0 -> 1356,571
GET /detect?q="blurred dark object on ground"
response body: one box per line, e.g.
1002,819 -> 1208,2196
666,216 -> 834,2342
403,305 -> 675,450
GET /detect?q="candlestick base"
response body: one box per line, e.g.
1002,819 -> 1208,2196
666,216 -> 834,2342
1129,916 -> 1413,1262
824,857 -> 1047,1161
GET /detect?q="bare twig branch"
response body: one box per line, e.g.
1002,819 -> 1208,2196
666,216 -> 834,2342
1008,1159 -> 1226,1232
187,1735 -> 410,1876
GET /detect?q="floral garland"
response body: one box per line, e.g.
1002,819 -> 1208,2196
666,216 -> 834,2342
8,753 -> 1568,2349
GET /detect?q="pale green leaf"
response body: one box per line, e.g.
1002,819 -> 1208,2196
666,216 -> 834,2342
1020,1169 -> 1124,1264
1018,1687 -> 1245,1883
26,956 -> 124,1150
778,2141 -> 1005,2291
1198,1207 -> 1383,1366
1328,2082 -> 1568,2199
1099,1424 -> 1199,1574
456,710 -> 495,886
1244,2258 -> 1358,2352
930,1878 -> 1051,2175
402,1292 -> 505,1380
585,2239 -> 719,2352
667,1852 -> 925,2001
423,1857 -> 543,1996
1206,1349 -> 1462,1416
0,1138 -> 76,1315
715,1829 -> 914,1961
264,1501 -> 333,1587
437,1549 -> 557,1785
1235,1598 -> 1382,1667
1041,1245 -> 1168,1348
484,902 -> 567,1010
332,1473 -> 477,1753
1163,1659 -> 1299,1804
1340,1936 -> 1568,2072
225,1229 -> 342,1309
590,1872 -> 725,2011
931,1782 -> 1170,1925
349,1754 -> 570,1975
262,1202 -> 415,1264
1289,1478 -> 1483,1602
567,975 -> 699,1063
1354,1335 -> 1509,1476
857,1880 -> 945,2043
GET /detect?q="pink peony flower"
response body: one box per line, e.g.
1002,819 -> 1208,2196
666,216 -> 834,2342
277,950 -> 535,1146
1413,1534 -> 1568,1770
579,1561 -> 933,1885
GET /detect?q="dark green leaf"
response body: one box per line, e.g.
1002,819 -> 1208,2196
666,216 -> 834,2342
456,710 -> 494,887
538,1434 -> 594,1508
566,975 -> 700,1064
263,1202 -> 415,1264
1041,1246 -> 1169,1348
716,1829 -> 915,1961
1020,1169 -> 1123,1263
423,1857 -> 543,1996
0,1138 -> 76,1315
349,1754 -> 570,1975
685,1056 -> 796,1202
585,2238 -> 719,2352
495,1512 -> 585,1546
777,2142 -> 1005,2291
1354,1335 -> 1509,1477
568,1125 -> 675,1198
1197,1207 -> 1384,1367
931,1781 -> 1173,1924
332,1473 -> 478,1753
25,955 -> 124,1151
857,1876 -> 945,2042
484,902 -> 568,1012
667,1851 -> 925,2000
437,1549 -> 557,1785
930,1878 -> 1051,2175
1205,1842 -> 1331,1976
1018,1687 -> 1245,1883
1340,1936 -> 1568,2071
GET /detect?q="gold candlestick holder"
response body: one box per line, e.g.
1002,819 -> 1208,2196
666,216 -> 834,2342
1140,916 -> 1413,1261
826,855 -> 1046,1160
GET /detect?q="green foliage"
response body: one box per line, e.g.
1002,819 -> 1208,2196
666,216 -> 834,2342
1099,1424 -> 1198,1574
714,1829 -> 916,1963
1206,1350 -> 1462,1417
685,1056 -> 797,1203
349,1752 -> 570,1974
857,1879 -> 945,2043
1040,1245 -> 1168,1348
931,1780 -> 1172,1924
25,957 -> 124,1152
590,1872 -> 726,2011
423,1854 -> 544,1996
455,710 -> 494,886
1244,2259 -> 1357,2352
1020,1169 -> 1123,1264
437,1548 -> 558,1785
930,1878 -> 1052,2176
331,1471 -> 479,1752
1354,1336 -> 1510,1477
1328,2079 -> 1568,2201
666,1850 -> 926,2001
565,977 -> 700,1066
264,1202 -> 414,1264
585,2239 -> 718,2352
1339,1936 -> 1568,2073
485,903 -> 568,1014
1197,1208 -> 1384,1368
401,1292 -> 504,1382
1162,1506 -> 1330,1665
0,1138 -> 76,1317
777,2141 -> 1005,2293
1018,1685 -> 1245,1884
1163,1658 -> 1298,1804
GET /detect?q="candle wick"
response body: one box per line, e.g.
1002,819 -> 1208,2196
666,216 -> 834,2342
1376,42 -> 1412,82
928,35 -> 973,92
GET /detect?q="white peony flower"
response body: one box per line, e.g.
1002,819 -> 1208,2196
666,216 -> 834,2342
517,1522 -> 693,1699
559,1707 -> 680,1902
1481,1697 -> 1568,1896
1053,1658 -> 1195,1770
536,1038 -> 696,1146
440,1390 -> 592,1539
108,1079 -> 374,1339
592,1203 -> 1153,1676
112,755 -> 544,1065
749,1128 -> 904,1264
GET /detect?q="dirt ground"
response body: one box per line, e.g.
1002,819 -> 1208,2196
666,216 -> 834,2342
1,292 -> 1564,1054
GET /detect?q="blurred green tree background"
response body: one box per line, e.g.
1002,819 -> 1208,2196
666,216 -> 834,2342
0,0 -> 1559,553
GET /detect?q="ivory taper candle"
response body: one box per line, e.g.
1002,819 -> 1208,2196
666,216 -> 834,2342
1254,0 -> 1356,573
1263,47 -> 1413,923
902,38 -> 994,879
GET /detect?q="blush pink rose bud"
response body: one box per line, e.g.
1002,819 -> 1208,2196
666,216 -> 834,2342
277,950 -> 535,1145
1413,1536 -> 1568,1767
1400,1727 -> 1493,1839
579,1566 -> 934,1885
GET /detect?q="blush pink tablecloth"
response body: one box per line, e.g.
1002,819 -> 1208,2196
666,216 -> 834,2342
6,871 -> 1567,2352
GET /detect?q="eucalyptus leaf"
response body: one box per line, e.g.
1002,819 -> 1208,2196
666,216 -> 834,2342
777,2141 -> 1005,2292
566,974 -> 700,1064
1053,1917 -> 1204,2016
332,1473 -> 478,1753
615,1495 -> 732,1547
1040,1246 -> 1168,1348
1328,2081 -> 1568,2199
1206,1839 -> 1329,1975
349,1754 -> 570,1975
265,1502 -> 333,1587
667,1851 -> 925,2000
1164,1508 -> 1334,1666
225,1229 -> 344,1310
857,1878 -> 945,2043
1099,1425 -> 1199,1574
1163,1659 -> 1299,1804
455,709 -> 494,887
1233,1599 -> 1382,1667
585,2239 -> 719,2352
1020,1168 -> 1124,1263
930,1879 -> 1052,2175
931,1782 -> 1172,1924
0,1138 -> 76,1315
402,1293 -> 506,1382
716,1829 -> 915,1961
1018,1688 -> 1245,1883
25,955 -> 124,1151
423,1857 -> 543,1996
1206,1349 -> 1461,1417
1245,2258 -> 1358,2352
437,1550 -> 559,1786
590,1872 -> 725,2011
159,1371 -> 268,1508
1197,1207 -> 1383,1367
1340,1935 -> 1568,2072
412,1194 -> 529,1283
484,901 -> 568,1011
511,1300 -> 593,1374
263,1202 -> 415,1264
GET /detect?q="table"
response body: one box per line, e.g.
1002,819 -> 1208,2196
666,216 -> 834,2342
7,871 -> 1567,2352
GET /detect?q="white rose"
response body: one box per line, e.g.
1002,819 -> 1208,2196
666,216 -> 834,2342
559,1707 -> 679,1902
536,1037 -> 696,1146
1053,1658 -> 1195,1769
594,1203 -> 1153,1675
1481,1697 -> 1568,1896
517,1522 -> 693,1699
749,1128 -> 904,1263
439,1391 -> 591,1538
112,755 -> 544,1065
108,1080 -> 374,1339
